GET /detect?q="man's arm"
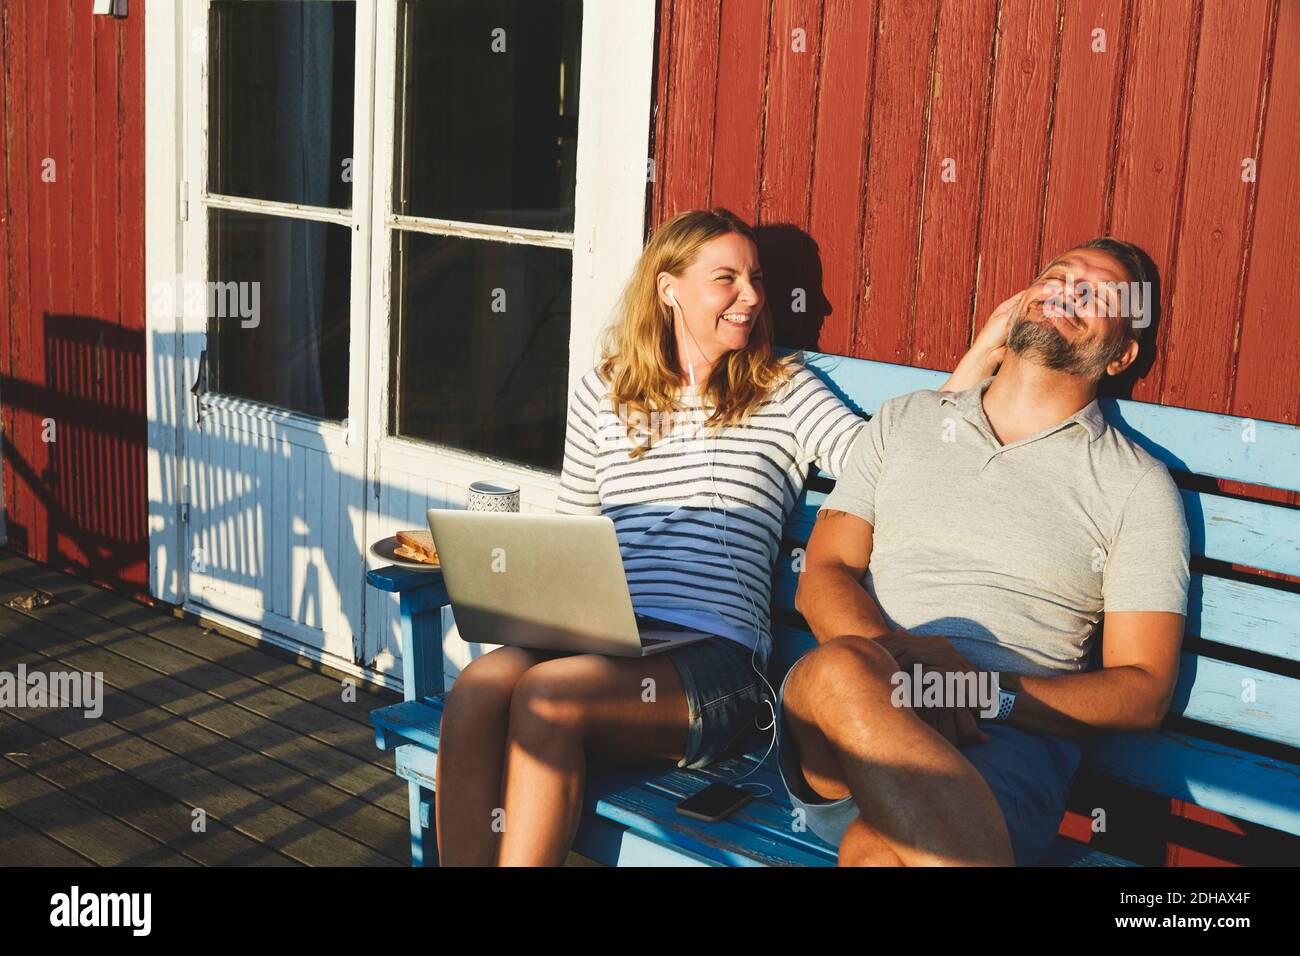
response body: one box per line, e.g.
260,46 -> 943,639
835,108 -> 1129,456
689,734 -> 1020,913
998,611 -> 1184,737
794,509 -> 894,644
999,462 -> 1190,737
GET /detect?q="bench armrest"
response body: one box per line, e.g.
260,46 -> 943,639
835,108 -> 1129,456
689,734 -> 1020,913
367,566 -> 451,701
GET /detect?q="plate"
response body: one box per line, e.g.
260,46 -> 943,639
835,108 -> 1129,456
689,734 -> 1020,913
369,535 -> 441,572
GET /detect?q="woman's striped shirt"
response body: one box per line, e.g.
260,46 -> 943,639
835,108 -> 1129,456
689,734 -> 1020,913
556,362 -> 866,663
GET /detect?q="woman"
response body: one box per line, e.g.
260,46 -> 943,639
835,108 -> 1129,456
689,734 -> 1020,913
435,208 -> 1008,866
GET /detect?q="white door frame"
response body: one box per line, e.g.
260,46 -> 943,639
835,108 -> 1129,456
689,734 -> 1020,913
145,0 -> 657,684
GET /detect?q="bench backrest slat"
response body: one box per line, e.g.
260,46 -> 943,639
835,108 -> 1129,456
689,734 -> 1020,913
1081,731 -> 1300,838
1191,576 -> 1300,662
1168,655 -> 1300,749
786,349 -> 1300,494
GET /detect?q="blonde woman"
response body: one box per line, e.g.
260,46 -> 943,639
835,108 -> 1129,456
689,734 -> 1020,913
434,208 -> 1007,866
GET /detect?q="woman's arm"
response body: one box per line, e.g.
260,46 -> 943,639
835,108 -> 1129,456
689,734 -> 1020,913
554,374 -> 604,516
939,290 -> 1024,392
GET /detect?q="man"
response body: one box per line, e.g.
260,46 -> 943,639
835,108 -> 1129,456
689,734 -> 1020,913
781,238 -> 1190,866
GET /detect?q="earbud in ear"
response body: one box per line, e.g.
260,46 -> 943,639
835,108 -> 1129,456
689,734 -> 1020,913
667,288 -> 679,306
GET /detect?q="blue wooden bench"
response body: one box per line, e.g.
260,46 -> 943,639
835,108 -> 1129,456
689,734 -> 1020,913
367,350 -> 1300,866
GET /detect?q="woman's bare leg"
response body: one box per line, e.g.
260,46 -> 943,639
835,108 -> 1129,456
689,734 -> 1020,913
435,646 -> 550,866
497,652 -> 690,866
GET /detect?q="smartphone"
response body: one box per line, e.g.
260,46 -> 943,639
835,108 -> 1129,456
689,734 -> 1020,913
675,783 -> 754,823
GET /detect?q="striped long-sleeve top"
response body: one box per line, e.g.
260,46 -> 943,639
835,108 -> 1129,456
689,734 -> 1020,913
556,361 -> 866,665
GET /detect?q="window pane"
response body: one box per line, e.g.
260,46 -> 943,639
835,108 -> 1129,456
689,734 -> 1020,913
209,1 -> 356,209
208,209 -> 351,420
396,0 -> 582,232
390,233 -> 571,470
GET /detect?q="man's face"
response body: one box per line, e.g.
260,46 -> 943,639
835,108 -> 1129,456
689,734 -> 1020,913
1006,249 -> 1140,380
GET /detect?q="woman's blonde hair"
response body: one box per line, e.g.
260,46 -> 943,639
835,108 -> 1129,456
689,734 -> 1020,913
597,208 -> 798,459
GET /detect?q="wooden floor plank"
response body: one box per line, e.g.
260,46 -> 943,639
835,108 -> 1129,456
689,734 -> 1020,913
0,584 -> 410,819
0,749 -> 195,866
0,571 -> 395,773
0,808 -> 96,867
0,630 -> 409,863
0,708 -> 295,866
0,552 -> 394,727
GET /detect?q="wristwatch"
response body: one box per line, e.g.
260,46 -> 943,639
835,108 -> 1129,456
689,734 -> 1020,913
991,686 -> 1018,723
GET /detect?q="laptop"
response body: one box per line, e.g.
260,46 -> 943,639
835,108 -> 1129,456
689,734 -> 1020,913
425,509 -> 714,657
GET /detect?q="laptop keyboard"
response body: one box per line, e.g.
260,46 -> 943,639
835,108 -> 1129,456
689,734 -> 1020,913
635,613 -> 692,648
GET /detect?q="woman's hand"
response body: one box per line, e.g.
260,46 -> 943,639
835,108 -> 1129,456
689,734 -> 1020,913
939,290 -> 1024,392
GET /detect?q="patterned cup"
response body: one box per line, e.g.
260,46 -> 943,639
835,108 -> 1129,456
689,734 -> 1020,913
467,480 -> 521,513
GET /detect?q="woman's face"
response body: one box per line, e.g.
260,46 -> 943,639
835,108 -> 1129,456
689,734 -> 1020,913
658,233 -> 765,368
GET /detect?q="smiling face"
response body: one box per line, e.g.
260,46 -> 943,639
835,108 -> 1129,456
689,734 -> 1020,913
656,232 -> 765,377
1007,247 -> 1141,380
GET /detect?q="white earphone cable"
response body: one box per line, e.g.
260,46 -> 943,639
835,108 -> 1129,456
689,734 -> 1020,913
670,290 -> 778,793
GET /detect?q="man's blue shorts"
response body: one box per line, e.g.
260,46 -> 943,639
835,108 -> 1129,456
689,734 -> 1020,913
775,659 -> 1082,865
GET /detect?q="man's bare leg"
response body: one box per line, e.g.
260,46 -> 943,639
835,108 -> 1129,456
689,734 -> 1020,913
783,635 -> 1014,866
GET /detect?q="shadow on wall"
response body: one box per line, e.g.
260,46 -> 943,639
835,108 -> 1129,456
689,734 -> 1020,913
0,314 -> 147,600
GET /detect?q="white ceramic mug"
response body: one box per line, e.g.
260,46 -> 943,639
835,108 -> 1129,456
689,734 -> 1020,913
467,479 -> 521,513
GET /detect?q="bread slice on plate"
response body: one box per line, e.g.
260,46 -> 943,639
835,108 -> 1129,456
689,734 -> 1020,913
394,529 -> 439,565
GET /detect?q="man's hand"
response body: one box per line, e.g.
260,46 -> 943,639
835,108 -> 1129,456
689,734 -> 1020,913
877,631 -> 989,748
941,290 -> 1023,391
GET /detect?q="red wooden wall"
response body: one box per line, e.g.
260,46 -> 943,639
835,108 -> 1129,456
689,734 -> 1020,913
649,0 -> 1299,866
650,0 -> 1298,430
0,0 -> 147,601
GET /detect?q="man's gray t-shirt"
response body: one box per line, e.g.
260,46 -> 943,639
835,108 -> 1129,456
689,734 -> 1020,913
821,380 -> 1190,676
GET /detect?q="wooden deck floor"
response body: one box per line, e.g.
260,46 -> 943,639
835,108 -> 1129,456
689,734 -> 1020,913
0,548 -> 419,866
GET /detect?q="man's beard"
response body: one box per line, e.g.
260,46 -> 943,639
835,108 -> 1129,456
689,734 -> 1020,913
1006,305 -> 1125,380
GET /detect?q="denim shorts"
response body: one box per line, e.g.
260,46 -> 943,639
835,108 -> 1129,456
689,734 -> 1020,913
665,636 -> 769,769
775,660 -> 1082,865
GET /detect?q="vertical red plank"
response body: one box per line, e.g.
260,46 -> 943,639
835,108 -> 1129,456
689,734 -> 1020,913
70,0 -> 96,580
805,0 -> 878,358
758,0 -> 821,227
71,0 -> 93,335
757,0 -> 821,345
970,0 -> 1060,344
1159,0 -> 1272,415
0,6 -> 8,320
1221,0 -> 1298,570
0,1 -> 12,540
852,0 -> 940,363
1233,0 -> 1299,430
95,11 -> 121,331
1039,0 -> 1128,258
912,0 -> 997,370
47,1 -> 72,569
22,0 -> 51,561
656,0 -> 721,220
1108,0 -> 1198,404
120,1 -> 148,594
648,0 -> 673,229
90,7 -> 120,576
47,1 -> 70,319
709,0 -> 769,222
